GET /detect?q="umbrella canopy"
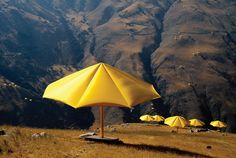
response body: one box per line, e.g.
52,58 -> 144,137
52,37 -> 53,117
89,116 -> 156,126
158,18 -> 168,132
140,115 -> 154,122
210,120 -> 227,128
164,116 -> 189,128
43,63 -> 160,137
152,115 -> 165,122
43,63 -> 160,108
189,119 -> 205,127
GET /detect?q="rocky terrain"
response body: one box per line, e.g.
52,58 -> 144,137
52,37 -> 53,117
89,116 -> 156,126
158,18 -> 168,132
0,0 -> 236,132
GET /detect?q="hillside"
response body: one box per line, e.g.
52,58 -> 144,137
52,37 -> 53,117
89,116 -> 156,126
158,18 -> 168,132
0,0 -> 236,132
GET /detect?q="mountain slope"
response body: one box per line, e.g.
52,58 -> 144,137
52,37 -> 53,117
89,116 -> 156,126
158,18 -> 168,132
0,0 -> 236,132
152,0 -> 236,131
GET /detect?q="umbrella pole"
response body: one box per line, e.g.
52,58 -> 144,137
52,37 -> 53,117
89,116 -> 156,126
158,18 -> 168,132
100,106 -> 104,138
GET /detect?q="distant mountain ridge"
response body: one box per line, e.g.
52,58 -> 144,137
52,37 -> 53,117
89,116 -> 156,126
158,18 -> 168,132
0,0 -> 236,132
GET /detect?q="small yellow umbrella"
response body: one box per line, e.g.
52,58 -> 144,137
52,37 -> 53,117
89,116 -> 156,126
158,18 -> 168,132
164,116 -> 189,128
140,115 -> 154,122
152,115 -> 165,122
210,120 -> 227,128
189,119 -> 205,127
43,63 -> 160,138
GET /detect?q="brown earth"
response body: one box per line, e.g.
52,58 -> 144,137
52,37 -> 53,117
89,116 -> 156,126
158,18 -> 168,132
0,0 -> 236,132
0,124 -> 236,158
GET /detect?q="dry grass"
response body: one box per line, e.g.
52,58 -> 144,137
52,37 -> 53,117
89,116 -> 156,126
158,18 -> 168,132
0,124 -> 235,158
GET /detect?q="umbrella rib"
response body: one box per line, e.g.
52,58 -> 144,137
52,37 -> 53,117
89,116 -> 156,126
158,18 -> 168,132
43,64 -> 100,102
173,117 -> 178,127
102,65 -> 130,107
166,117 -> 175,126
76,65 -> 101,106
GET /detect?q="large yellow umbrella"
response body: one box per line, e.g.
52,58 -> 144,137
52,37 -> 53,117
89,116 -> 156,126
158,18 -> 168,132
140,115 -> 154,122
189,119 -> 205,127
43,63 -> 160,138
210,120 -> 227,128
152,115 -> 165,122
164,116 -> 189,128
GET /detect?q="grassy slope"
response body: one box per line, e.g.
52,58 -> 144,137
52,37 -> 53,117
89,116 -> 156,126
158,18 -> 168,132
0,124 -> 236,158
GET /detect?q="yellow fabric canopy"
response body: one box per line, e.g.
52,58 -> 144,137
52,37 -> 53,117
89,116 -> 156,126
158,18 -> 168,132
140,115 -> 154,122
43,63 -> 160,108
164,116 -> 189,128
152,115 -> 165,122
189,119 -> 205,127
210,120 -> 227,128
43,62 -> 160,138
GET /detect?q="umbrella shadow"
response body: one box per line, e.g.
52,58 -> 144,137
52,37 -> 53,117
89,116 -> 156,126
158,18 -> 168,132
93,140 -> 213,158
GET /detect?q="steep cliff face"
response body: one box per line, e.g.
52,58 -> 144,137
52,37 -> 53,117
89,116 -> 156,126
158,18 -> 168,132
0,0 -> 236,131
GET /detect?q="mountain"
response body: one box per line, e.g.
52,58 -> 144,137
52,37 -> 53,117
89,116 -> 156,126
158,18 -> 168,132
0,0 -> 236,132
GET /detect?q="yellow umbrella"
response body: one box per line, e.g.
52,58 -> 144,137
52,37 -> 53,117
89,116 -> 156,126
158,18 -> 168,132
210,120 -> 227,128
152,115 -> 165,122
189,119 -> 205,127
43,63 -> 160,138
164,116 -> 189,128
140,115 -> 154,122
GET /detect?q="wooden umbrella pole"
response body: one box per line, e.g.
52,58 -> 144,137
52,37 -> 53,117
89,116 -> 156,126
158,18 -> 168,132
100,106 -> 104,138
